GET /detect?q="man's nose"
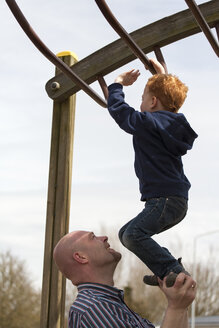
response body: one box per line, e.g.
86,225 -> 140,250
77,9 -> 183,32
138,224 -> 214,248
99,235 -> 108,242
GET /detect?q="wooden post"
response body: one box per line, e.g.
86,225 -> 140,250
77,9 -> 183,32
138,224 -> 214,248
40,51 -> 78,328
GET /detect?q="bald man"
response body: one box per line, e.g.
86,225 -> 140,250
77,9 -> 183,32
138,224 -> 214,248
54,231 -> 196,328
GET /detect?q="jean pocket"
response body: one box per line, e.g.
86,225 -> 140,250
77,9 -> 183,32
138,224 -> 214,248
158,197 -> 188,233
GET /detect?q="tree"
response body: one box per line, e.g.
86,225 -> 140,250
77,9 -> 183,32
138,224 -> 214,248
65,280 -> 77,327
192,256 -> 219,317
117,253 -> 167,325
0,251 -> 41,328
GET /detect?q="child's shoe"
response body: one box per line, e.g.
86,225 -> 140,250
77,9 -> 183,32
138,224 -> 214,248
143,274 -> 159,286
165,272 -> 178,287
165,270 -> 190,287
165,258 -> 190,287
143,258 -> 190,287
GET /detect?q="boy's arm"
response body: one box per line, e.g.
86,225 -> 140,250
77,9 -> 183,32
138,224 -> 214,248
114,69 -> 140,86
160,273 -> 196,328
107,83 -> 146,135
114,58 -> 165,87
113,57 -> 165,87
107,73 -> 155,135
148,58 -> 166,74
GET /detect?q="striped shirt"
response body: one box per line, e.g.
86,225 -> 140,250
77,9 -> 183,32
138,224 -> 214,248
69,283 -> 155,328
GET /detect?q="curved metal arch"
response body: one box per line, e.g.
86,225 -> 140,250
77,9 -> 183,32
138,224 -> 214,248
5,0 -> 107,108
46,0 -> 219,102
95,0 -> 219,62
94,0 -> 157,75
5,0 -> 219,108
5,0 -> 168,109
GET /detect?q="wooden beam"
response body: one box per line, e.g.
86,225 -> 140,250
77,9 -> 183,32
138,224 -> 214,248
45,0 -> 219,102
40,52 -> 77,328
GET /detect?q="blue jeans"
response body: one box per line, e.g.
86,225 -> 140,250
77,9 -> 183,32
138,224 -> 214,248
119,197 -> 188,279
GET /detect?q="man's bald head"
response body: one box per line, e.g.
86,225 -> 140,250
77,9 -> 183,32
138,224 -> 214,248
53,230 -> 86,281
53,230 -> 121,286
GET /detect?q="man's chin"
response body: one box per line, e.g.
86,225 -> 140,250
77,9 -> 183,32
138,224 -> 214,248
116,252 -> 122,262
110,249 -> 122,262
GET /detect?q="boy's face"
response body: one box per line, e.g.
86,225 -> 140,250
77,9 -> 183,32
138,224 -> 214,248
140,85 -> 156,112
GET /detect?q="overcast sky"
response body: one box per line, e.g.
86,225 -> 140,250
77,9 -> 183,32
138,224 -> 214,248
0,0 -> 219,288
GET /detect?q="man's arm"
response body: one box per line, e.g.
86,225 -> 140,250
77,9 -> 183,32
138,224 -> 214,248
160,273 -> 196,328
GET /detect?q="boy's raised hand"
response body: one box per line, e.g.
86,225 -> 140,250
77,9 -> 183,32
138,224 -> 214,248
115,69 -> 140,86
148,58 -> 166,74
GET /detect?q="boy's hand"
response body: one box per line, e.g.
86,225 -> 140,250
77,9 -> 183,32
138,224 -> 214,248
147,58 -> 166,74
115,69 -> 140,86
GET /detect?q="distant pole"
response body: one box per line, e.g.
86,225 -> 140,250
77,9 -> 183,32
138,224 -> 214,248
191,230 -> 219,328
40,51 -> 78,328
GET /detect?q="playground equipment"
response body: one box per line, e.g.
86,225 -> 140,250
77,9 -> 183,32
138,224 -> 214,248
5,1 -> 219,327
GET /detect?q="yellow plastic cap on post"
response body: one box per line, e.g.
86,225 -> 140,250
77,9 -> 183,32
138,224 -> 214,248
56,51 -> 78,62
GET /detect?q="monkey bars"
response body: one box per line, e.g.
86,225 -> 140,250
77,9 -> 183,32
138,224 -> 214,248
94,0 -> 219,62
185,0 -> 219,57
5,0 -> 219,108
46,0 -> 218,102
94,0 -> 157,75
5,0 -> 107,107
4,1 -> 219,328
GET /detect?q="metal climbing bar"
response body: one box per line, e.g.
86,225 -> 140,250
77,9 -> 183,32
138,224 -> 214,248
153,46 -> 168,74
97,75 -> 109,100
185,0 -> 219,57
94,0 -> 157,75
5,0 -> 107,108
216,23 -> 219,42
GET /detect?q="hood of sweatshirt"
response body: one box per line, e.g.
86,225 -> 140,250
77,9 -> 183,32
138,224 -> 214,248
152,111 -> 198,156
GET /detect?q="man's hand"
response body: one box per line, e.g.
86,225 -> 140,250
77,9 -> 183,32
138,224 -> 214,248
147,58 -> 166,74
159,273 -> 196,310
115,69 -> 140,86
159,273 -> 197,328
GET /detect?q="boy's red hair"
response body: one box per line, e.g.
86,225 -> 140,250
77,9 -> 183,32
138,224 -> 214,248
146,74 -> 188,112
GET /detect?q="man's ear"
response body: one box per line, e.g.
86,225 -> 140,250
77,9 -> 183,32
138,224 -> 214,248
73,252 -> 88,264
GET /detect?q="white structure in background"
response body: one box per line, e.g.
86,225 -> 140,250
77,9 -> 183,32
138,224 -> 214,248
191,230 -> 219,328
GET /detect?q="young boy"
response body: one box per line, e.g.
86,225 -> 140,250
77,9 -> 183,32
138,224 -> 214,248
107,59 -> 198,287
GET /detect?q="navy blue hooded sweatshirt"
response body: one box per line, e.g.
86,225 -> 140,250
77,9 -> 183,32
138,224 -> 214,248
107,83 -> 198,201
